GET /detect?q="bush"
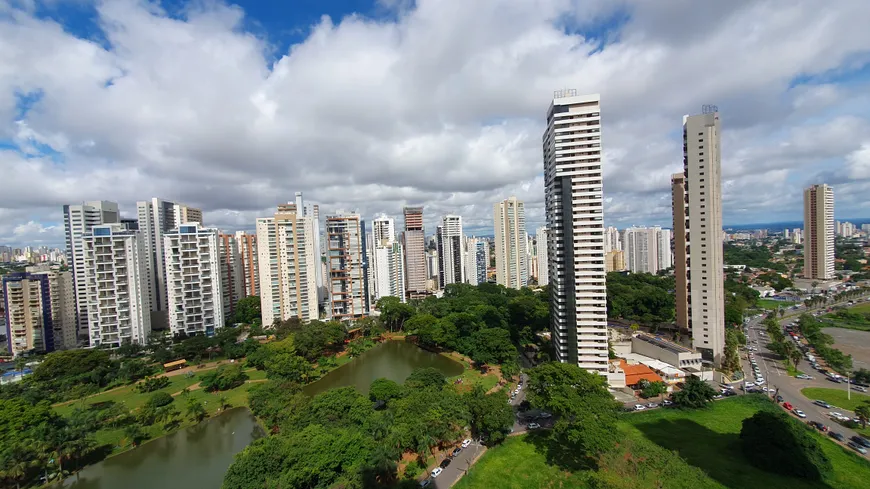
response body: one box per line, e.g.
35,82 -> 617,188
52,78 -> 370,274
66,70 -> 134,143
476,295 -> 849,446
134,376 -> 171,393
740,410 -> 832,481
146,391 -> 175,409
200,364 -> 248,392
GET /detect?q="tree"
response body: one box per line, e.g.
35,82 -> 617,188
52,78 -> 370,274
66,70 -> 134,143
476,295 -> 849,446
369,378 -> 404,402
641,380 -> 667,400
465,385 -> 513,444
526,362 -> 620,467
219,396 -> 231,412
265,352 -> 314,383
740,410 -> 831,480
145,391 -> 174,409
377,297 -> 416,332
186,398 -> 207,422
855,403 -> 870,429
789,348 -> 803,370
671,376 -> 716,409
231,296 -> 262,325
404,368 -> 446,390
200,364 -> 249,392
468,327 -> 516,365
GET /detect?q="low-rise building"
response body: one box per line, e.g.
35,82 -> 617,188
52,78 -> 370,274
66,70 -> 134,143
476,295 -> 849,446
631,333 -> 703,370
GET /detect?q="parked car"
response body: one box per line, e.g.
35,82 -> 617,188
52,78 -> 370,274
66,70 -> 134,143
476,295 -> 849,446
451,447 -> 462,457
539,412 -> 552,419
776,395 -> 784,403
440,458 -> 451,469
420,479 -> 432,488
782,402 -> 794,410
528,422 -> 541,429
829,431 -> 845,442
814,400 -> 832,408
662,399 -> 673,406
793,409 -> 807,418
851,436 -> 870,449
847,441 -> 868,455
634,404 -> 646,411
646,402 -> 658,408
431,468 -> 443,478
809,421 -> 829,432
461,438 -> 472,448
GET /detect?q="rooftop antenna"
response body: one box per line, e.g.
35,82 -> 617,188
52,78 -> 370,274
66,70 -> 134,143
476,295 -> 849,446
702,104 -> 718,114
554,88 -> 578,99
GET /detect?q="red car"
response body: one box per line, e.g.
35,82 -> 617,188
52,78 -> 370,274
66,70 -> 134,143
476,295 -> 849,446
782,402 -> 794,410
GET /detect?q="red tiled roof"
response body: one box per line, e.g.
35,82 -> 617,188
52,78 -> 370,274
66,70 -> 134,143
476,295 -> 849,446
619,359 -> 663,386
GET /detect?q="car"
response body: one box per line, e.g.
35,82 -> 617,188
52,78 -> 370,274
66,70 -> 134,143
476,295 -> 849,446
851,436 -> 870,449
646,402 -> 658,408
528,422 -> 541,429
847,441 -> 868,455
451,447 -> 462,457
420,479 -> 432,488
814,400 -> 832,408
440,458 -> 451,469
634,404 -> 646,411
776,395 -> 784,403
852,386 -> 868,393
539,412 -> 552,419
809,421 -> 829,432
430,468 -> 443,478
461,438 -> 472,448
829,431 -> 845,442
793,409 -> 807,418
745,382 -> 756,388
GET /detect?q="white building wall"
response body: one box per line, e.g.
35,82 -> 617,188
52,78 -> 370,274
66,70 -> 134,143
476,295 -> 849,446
536,227 -> 549,286
164,223 -> 224,337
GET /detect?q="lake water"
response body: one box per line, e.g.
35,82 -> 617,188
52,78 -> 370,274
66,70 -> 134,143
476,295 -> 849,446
59,340 -> 463,489
59,407 -> 262,489
303,339 -> 464,396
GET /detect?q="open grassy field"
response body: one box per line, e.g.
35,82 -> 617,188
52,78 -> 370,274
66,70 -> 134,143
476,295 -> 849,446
53,373 -> 204,416
801,387 -> 870,412
757,298 -> 798,310
456,395 -> 870,489
846,303 -> 870,314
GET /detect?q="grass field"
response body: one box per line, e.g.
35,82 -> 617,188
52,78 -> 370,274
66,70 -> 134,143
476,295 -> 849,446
846,303 -> 870,314
801,387 -> 870,412
455,395 -> 870,489
757,298 -> 798,310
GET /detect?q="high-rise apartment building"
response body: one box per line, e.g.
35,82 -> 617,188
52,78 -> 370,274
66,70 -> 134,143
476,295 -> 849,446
658,228 -> 672,270
604,226 -> 621,253
673,109 -> 725,364
63,200 -> 120,338
402,207 -> 427,297
604,250 -> 625,272
804,184 -> 835,280
536,227 -> 549,286
256,203 -> 320,326
83,224 -> 151,346
327,213 -> 369,320
493,197 -> 528,289
671,173 -> 689,331
219,233 -> 245,319
437,215 -> 465,289
622,226 -> 672,274
2,272 -> 56,356
234,231 -> 259,297
164,224 -> 224,336
464,237 -> 487,286
136,198 -> 203,330
542,91 -> 609,376
371,216 -> 406,304
27,264 -> 77,351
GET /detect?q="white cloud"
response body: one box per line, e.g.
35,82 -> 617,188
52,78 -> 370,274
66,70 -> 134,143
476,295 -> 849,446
1,0 -> 870,246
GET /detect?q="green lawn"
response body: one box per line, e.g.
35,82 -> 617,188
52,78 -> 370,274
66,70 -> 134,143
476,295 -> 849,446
53,374 -> 204,416
801,387 -> 870,411
846,303 -> 870,314
757,298 -> 797,310
456,396 -> 870,489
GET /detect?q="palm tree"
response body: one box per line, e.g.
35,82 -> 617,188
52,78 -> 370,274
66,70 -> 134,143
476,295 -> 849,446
186,398 -> 207,422
790,349 -> 803,370
218,395 -> 230,412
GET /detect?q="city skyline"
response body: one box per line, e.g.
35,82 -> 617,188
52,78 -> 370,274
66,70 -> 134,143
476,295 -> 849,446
3,2 -> 870,247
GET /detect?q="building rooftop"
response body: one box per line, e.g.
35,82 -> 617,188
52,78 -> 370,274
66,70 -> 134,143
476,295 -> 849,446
634,333 -> 695,355
618,359 -> 663,386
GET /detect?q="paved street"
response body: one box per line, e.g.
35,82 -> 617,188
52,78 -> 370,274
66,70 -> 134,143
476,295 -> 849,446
742,312 -> 869,457
428,439 -> 486,489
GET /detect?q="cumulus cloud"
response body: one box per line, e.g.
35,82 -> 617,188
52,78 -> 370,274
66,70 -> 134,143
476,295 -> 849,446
1,0 -> 870,246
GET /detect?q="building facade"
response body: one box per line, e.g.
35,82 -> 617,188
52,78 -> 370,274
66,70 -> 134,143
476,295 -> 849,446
804,184 -> 835,280
235,231 -> 259,297
256,203 -> 320,326
2,272 -> 54,356
402,206 -> 427,297
164,224 -> 224,337
371,216 -> 406,304
622,226 -> 672,274
674,110 -> 725,364
63,201 -> 120,338
671,173 -> 689,331
535,227 -> 549,286
219,233 -> 245,319
542,91 -> 609,376
604,250 -> 626,272
327,213 -> 369,320
437,215 -> 465,289
28,265 -> 76,351
493,197 -> 528,289
83,224 -> 151,347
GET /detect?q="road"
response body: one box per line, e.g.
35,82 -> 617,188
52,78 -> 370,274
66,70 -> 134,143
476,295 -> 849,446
742,312 -> 868,457
428,439 -> 486,489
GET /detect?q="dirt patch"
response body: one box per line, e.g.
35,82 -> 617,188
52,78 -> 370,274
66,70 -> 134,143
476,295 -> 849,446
826,327 -> 870,371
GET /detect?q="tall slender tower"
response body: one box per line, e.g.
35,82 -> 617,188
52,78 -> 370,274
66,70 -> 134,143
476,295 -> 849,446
326,213 -> 368,320
402,207 -> 427,298
536,227 -> 549,286
436,215 -> 464,289
63,201 -> 120,337
164,224 -> 225,337
542,90 -> 609,376
803,184 -> 835,280
677,108 -> 725,364
671,173 -> 689,331
493,197 -> 528,289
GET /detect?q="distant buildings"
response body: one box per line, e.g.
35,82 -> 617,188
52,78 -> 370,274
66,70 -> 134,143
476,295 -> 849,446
234,231 -> 259,297
464,237 -> 486,286
543,90 -> 609,377
493,197 -> 528,289
402,206 -> 428,298
83,223 -> 151,347
673,109 -> 725,365
605,250 -> 626,272
604,226 -> 621,253
804,184 -> 835,280
622,226 -> 672,274
535,227 -> 549,286
371,216 -> 406,304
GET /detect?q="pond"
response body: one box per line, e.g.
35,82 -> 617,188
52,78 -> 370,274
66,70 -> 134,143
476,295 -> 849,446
303,339 -> 465,397
58,341 -> 463,489
58,408 -> 263,489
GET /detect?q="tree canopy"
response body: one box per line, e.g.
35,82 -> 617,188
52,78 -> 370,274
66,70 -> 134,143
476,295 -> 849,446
740,409 -> 832,480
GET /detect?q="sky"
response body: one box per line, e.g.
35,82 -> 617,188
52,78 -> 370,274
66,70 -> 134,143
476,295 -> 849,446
2,0 -> 870,247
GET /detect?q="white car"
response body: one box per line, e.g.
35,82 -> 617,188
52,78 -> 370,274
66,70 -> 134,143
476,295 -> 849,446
794,409 -> 807,418
461,438 -> 472,448
431,468 -> 443,478
745,382 -> 756,388
528,422 -> 541,429
634,404 -> 646,411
